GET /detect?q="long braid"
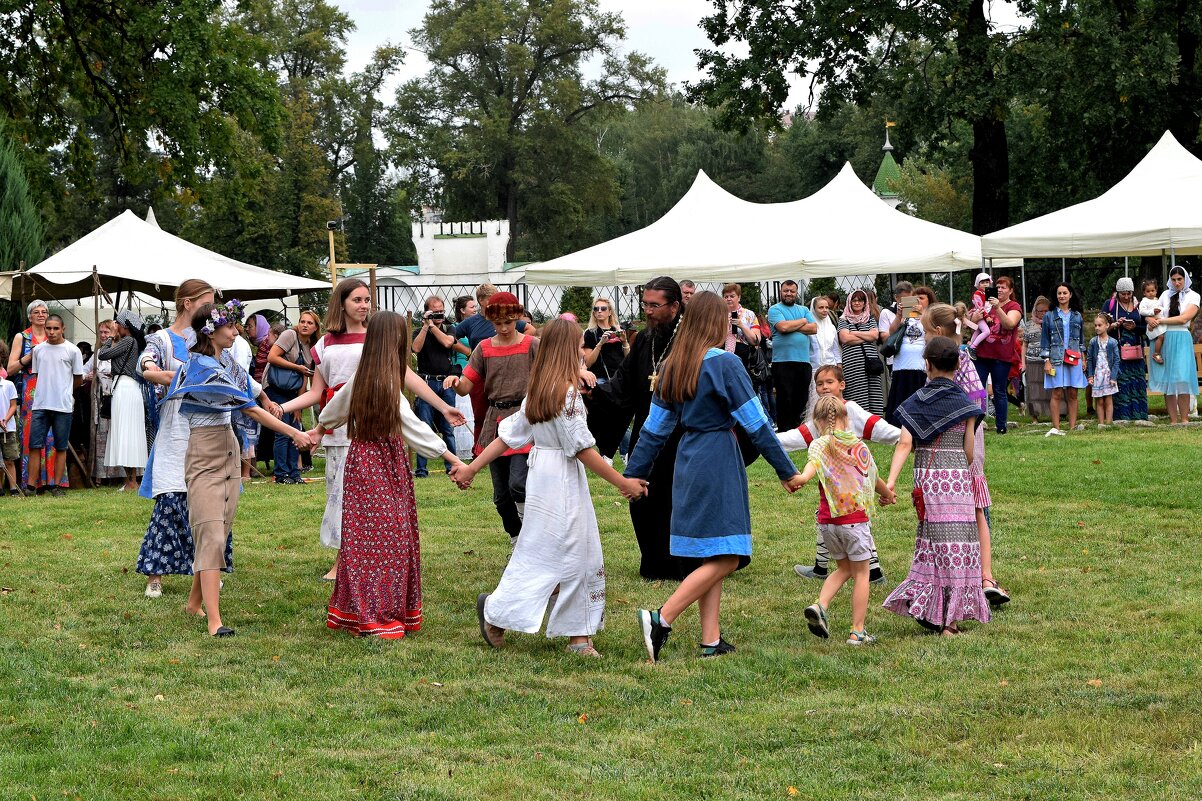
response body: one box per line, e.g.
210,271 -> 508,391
813,395 -> 847,436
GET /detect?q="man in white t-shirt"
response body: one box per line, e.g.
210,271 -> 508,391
0,373 -> 20,494
23,315 -> 84,495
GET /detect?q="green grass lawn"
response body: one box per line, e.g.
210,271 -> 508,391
2,422 -> 1201,800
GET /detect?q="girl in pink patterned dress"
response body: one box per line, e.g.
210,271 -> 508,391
318,311 -> 465,639
882,337 -> 991,635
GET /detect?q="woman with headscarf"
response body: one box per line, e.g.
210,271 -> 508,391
6,299 -> 60,489
1147,266 -> 1200,425
837,289 -> 885,415
97,310 -> 150,490
803,295 -> 842,422
247,313 -> 272,383
1102,277 -> 1149,423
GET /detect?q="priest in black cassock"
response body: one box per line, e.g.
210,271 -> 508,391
586,276 -> 701,580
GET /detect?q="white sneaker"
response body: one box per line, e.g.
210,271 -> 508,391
1133,419 -> 1155,427
1072,423 -> 1086,431
144,579 -> 162,599
1045,428 -> 1065,437
1097,423 -> 1109,429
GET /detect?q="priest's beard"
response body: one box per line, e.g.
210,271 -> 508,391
646,313 -> 681,338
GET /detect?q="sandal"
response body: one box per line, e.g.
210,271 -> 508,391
566,642 -> 602,658
803,602 -> 829,639
941,624 -> 961,636
982,578 -> 1011,607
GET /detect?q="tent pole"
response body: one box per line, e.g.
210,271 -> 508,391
1018,260 -> 1027,314
949,272 -> 954,304
90,266 -> 100,491
1061,258 -> 1066,282
1124,257 -> 1129,278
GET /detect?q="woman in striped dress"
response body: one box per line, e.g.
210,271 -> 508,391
837,290 -> 884,415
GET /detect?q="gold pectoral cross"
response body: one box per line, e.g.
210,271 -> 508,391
648,372 -> 659,392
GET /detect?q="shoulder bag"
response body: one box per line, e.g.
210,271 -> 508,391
880,321 -> 907,358
861,342 -> 885,376
266,331 -> 304,392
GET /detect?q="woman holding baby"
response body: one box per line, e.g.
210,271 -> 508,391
1101,277 -> 1148,424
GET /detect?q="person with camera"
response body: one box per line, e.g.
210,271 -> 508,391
767,279 -> 818,431
412,296 -> 461,478
583,297 -> 628,385
722,284 -> 760,351
967,275 -> 1023,434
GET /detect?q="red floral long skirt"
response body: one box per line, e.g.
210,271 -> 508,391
326,436 -> 423,639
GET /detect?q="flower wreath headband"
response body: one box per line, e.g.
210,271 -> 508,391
200,299 -> 246,336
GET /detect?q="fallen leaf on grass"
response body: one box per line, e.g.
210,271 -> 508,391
1087,679 -> 1103,688
53,622 -> 61,630
120,568 -> 128,574
431,682 -> 444,688
272,655 -> 281,661
1077,521 -> 1086,528
679,699 -> 692,706
1081,566 -> 1091,574
154,694 -> 165,702
462,550 -> 474,556
168,659 -> 180,665
788,788 -> 799,797
122,612 -> 132,620
61,534 -> 72,540
993,762 -> 1005,768
1091,459 -> 1101,465
998,679 -> 1009,687
577,714 -> 588,724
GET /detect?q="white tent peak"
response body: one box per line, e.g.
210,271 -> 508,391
982,130 -> 1202,259
145,206 -> 159,229
18,209 -> 329,301
523,163 -> 1014,286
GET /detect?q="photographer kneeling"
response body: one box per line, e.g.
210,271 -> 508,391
412,296 -> 461,477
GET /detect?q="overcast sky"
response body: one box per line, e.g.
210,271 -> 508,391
332,0 -> 1027,110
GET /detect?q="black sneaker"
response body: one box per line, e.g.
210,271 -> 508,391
699,636 -> 736,658
638,608 -> 671,662
869,566 -> 885,584
803,603 -> 829,639
50,486 -> 66,497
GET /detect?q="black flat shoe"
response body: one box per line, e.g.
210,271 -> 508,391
212,626 -> 236,637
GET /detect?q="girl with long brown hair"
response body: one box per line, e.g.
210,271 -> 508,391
281,278 -> 464,580
455,320 -> 647,658
626,292 -> 803,662
317,311 -> 465,639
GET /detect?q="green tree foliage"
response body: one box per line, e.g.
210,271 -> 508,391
690,0 -> 1014,234
558,286 -> 593,320
0,0 -> 282,247
389,0 -> 665,261
0,119 -> 45,272
0,118 -> 45,339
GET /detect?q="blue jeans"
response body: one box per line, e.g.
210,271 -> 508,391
974,357 -> 1013,432
414,379 -> 456,475
266,386 -> 301,482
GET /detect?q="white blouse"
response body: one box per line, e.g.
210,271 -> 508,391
1158,289 -> 1201,331
319,375 -> 449,459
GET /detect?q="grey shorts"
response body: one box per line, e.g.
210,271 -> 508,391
1,430 -> 17,462
817,522 -> 874,562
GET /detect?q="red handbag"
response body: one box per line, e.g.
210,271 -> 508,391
1121,343 -> 1143,361
1063,349 -> 1081,366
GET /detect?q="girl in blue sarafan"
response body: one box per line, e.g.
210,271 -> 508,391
626,292 -> 804,663
163,300 -> 311,637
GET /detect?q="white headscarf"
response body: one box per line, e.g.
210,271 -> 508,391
1168,266 -> 1194,297
810,297 -> 838,362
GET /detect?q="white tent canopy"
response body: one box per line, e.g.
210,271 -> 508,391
16,209 -> 329,302
982,131 -> 1202,259
524,163 -> 1014,286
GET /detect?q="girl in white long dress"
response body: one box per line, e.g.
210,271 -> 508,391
455,320 -> 648,658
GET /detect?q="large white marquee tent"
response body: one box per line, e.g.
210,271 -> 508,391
982,131 -> 1202,260
13,209 -> 329,302
524,163 -> 1015,286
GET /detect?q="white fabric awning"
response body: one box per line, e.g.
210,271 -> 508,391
17,210 -> 330,301
524,164 -> 1014,285
982,131 -> 1202,259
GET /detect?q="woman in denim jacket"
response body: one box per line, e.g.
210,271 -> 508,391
1040,282 -> 1087,436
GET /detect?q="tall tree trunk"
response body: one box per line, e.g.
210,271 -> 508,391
961,0 -> 1010,235
506,182 -> 518,263
1170,0 -> 1201,156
